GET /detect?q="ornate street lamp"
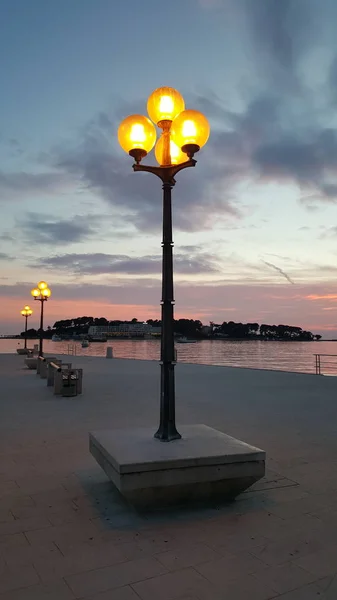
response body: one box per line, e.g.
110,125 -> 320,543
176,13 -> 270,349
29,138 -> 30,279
118,87 -> 210,441
31,281 -> 51,357
20,305 -> 33,350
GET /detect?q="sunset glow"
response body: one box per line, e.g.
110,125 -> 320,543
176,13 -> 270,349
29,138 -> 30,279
1,0 -> 337,337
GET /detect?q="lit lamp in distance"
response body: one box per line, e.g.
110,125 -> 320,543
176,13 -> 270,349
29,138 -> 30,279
118,87 -> 210,441
20,305 -> 32,350
31,281 -> 51,357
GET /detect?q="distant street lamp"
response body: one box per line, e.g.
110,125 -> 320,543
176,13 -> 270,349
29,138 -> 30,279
118,87 -> 210,441
31,281 -> 51,357
20,305 -> 33,349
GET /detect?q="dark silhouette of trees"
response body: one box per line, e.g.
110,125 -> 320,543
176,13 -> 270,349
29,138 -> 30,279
43,316 -> 319,341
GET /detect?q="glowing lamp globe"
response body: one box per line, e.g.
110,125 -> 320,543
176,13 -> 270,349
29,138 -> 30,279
21,310 -> 25,316
38,281 -> 48,290
118,114 -> 156,163
171,109 -> 210,157
41,288 -> 51,298
155,137 -> 187,166
31,288 -> 40,298
147,87 -> 185,125
24,305 -> 30,311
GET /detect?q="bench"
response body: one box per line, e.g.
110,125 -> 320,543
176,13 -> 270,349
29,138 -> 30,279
24,356 -> 38,370
54,368 -> 83,396
38,357 -> 58,379
47,361 -> 72,387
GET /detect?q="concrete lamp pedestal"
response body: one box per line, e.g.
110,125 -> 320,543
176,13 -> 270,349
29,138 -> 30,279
89,424 -> 265,509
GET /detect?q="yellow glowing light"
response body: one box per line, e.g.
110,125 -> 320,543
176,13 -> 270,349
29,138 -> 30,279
31,288 -> 40,298
118,114 -> 156,155
147,87 -> 185,125
154,137 -> 187,166
21,310 -> 25,316
38,281 -> 48,290
171,109 -> 210,151
24,305 -> 31,311
41,288 -> 51,298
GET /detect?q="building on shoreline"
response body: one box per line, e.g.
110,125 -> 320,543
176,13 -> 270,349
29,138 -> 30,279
88,323 -> 161,338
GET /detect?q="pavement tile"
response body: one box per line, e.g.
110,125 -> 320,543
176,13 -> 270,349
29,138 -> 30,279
131,567 -> 223,600
65,556 -> 167,597
33,540 -> 128,582
0,580 -> 75,600
195,552 -> 267,585
250,534 -> 326,566
155,542 -> 221,571
0,516 -> 51,536
25,520 -> 99,549
0,541 -> 61,567
0,563 -> 40,594
86,585 -> 143,600
271,581 -> 328,599
0,511 -> 14,524
10,499 -> 76,520
0,533 -> 29,549
252,562 -> 317,595
0,482 -> 20,500
293,546 -> 337,579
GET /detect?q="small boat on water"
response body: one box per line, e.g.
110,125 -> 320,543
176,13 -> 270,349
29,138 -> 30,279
81,339 -> 90,348
176,337 -> 197,344
51,335 -> 62,342
89,336 -> 107,342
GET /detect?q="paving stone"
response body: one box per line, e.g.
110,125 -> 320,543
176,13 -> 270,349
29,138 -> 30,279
195,550 -> 267,585
0,516 -> 51,536
0,541 -> 61,567
0,533 -> 29,549
156,543 -> 221,571
86,585 -> 143,600
131,567 -> 223,600
33,540 -> 128,582
0,580 -> 75,599
25,520 -> 99,550
271,581 -> 328,599
65,556 -> 167,597
0,511 -> 14,524
252,562 -> 317,594
0,563 -> 40,594
293,546 -> 337,579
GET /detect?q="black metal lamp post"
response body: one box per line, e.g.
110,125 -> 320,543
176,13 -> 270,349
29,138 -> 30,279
118,87 -> 210,441
31,281 -> 51,357
20,305 -> 33,349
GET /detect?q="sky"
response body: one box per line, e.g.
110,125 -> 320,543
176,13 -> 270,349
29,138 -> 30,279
1,0 -> 337,336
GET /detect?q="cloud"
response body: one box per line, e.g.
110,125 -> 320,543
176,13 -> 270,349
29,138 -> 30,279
261,260 -> 295,285
0,170 -> 73,202
34,251 -> 220,276
18,213 -> 104,246
3,0 -> 337,230
0,252 -> 11,260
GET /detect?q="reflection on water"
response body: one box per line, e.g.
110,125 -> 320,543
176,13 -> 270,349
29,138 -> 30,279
3,338 -> 337,374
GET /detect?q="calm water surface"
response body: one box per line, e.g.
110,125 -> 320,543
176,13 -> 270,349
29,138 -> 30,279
2,338 -> 337,374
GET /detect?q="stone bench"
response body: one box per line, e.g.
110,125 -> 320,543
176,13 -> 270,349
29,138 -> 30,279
38,357 -> 58,379
54,368 -> 83,396
47,361 -> 72,387
24,357 -> 38,370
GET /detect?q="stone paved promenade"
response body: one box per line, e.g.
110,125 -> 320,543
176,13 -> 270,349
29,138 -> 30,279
1,353 -> 337,599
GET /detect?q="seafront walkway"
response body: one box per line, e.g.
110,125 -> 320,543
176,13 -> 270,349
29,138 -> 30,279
1,353 -> 337,599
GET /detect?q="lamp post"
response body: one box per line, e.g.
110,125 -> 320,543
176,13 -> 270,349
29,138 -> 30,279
118,87 -> 210,441
31,281 -> 51,357
20,305 -> 33,349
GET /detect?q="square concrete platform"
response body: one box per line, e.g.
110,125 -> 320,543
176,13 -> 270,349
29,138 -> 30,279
89,424 -> 266,508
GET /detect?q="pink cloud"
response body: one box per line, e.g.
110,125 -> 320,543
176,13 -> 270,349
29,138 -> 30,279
2,280 -> 337,336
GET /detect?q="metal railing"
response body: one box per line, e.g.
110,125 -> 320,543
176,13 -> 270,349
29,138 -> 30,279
314,354 -> 337,375
67,344 -> 77,356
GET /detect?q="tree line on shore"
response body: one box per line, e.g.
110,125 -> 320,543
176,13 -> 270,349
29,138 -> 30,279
21,316 -> 321,341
